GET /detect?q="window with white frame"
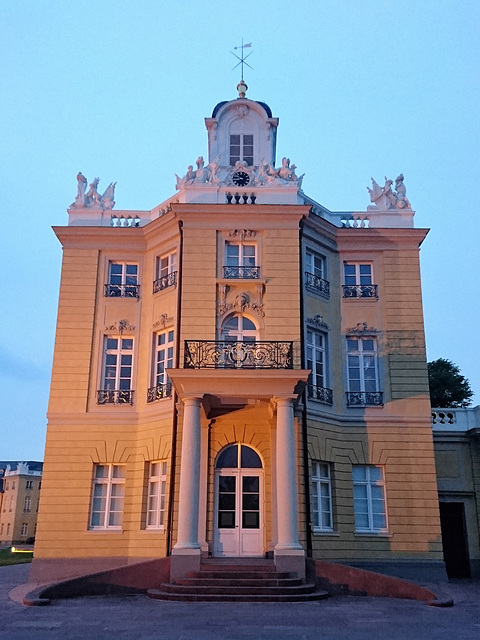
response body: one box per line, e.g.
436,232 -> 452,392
7,523 -> 10,535
146,461 -> 168,529
230,134 -> 254,166
154,252 -> 177,293
98,337 -> 134,405
343,262 -> 377,298
147,330 -> 174,402
305,250 -> 329,296
352,465 -> 387,533
221,314 -> 258,343
346,336 -> 382,406
24,496 -> 31,512
224,242 -> 259,279
306,330 -> 332,404
310,461 -> 333,531
26,480 -> 33,489
105,262 -> 139,298
21,523 -> 28,536
89,464 -> 125,529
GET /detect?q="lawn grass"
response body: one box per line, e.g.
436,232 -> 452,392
0,547 -> 33,566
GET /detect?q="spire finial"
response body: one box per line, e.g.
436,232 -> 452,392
231,40 -> 253,96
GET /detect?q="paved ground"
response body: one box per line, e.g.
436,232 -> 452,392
1,564 -> 480,640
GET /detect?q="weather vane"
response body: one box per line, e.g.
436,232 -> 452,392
231,39 -> 253,82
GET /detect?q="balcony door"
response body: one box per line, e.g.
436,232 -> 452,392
213,444 -> 263,557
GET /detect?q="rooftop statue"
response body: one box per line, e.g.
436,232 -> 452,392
367,174 -> 411,211
70,174 -> 116,210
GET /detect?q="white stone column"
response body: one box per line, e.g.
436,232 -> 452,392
274,396 -> 305,578
171,396 -> 202,579
174,396 -> 202,550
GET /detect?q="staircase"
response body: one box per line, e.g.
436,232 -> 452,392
147,560 -> 329,602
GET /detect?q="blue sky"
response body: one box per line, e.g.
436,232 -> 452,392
2,1 -> 479,460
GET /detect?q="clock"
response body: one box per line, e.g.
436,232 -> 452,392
232,171 -> 250,186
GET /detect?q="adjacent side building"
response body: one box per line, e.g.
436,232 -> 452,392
0,461 -> 43,546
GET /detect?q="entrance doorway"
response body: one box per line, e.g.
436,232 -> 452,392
213,444 -> 263,557
439,501 -> 471,578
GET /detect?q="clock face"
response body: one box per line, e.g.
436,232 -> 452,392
232,171 -> 250,186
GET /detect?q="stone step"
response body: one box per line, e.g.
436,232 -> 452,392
186,569 -> 294,580
147,588 -> 330,603
175,576 -> 304,587
160,582 -> 316,596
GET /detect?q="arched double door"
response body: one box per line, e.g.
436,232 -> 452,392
213,443 -> 264,557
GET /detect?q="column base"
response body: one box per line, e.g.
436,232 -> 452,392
274,548 -> 306,580
170,548 -> 201,580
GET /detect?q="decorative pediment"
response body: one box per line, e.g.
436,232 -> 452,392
217,284 -> 265,319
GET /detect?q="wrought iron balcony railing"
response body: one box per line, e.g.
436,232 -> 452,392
307,384 -> 333,405
343,284 -> 378,299
97,389 -> 135,405
147,384 -> 172,403
104,283 -> 140,298
346,391 -> 383,407
223,266 -> 260,279
305,272 -> 330,296
153,271 -> 177,294
184,340 -> 293,369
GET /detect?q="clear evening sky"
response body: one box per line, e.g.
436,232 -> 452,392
2,0 -> 479,460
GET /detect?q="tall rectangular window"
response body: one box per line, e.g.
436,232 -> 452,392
306,329 -> 332,404
21,523 -> 28,536
98,337 -> 134,405
224,242 -> 258,279
90,464 -> 125,529
24,497 -> 31,512
346,336 -> 382,406
147,330 -> 174,402
106,262 -> 139,298
154,252 -> 177,293
230,134 -> 254,166
311,461 -> 333,532
353,466 -> 387,533
305,251 -> 329,296
146,461 -> 168,529
343,262 -> 377,298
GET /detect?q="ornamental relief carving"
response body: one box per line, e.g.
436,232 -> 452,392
228,229 -> 256,240
105,319 -> 135,333
306,315 -> 328,330
217,283 -> 265,318
153,313 -> 174,329
346,322 -> 377,334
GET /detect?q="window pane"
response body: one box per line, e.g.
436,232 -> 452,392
242,512 -> 259,528
242,475 -> 259,492
218,475 -> 236,492
240,446 -> 262,468
216,447 -> 238,469
352,466 -> 367,482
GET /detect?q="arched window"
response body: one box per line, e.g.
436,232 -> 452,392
215,444 -> 263,469
221,313 -> 258,343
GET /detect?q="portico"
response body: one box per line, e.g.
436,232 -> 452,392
168,368 -> 309,580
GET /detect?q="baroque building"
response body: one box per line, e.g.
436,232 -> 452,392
0,461 -> 43,546
32,84 -> 445,585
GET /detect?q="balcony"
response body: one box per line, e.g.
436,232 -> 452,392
346,391 -> 383,407
308,384 -> 333,405
104,283 -> 140,298
305,272 -> 330,297
153,272 -> 177,294
343,284 -> 378,299
223,266 -> 260,279
184,340 -> 293,369
147,384 -> 172,403
97,389 -> 135,405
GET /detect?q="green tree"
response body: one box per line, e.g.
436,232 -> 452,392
427,358 -> 473,408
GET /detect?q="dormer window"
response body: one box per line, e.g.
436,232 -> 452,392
230,134 -> 253,166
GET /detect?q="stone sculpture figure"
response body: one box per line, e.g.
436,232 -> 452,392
85,178 -> 102,207
195,156 -> 209,183
101,182 -> 116,210
367,175 -> 412,210
73,172 -> 87,206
